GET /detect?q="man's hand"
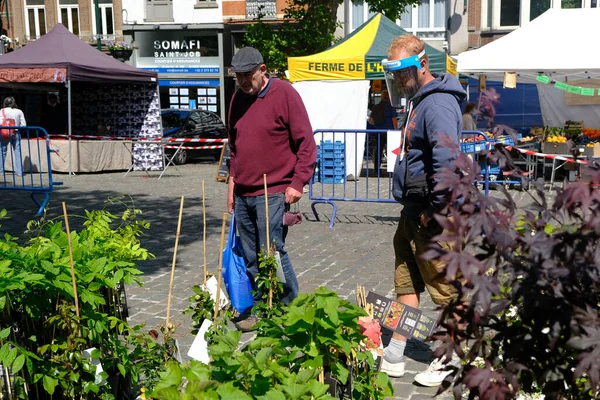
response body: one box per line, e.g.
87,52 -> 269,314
420,212 -> 432,227
285,187 -> 302,204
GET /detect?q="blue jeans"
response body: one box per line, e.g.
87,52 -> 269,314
235,193 -> 299,306
0,132 -> 23,177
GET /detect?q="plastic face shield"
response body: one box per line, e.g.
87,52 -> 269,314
382,51 -> 425,107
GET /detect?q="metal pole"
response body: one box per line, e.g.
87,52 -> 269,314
94,0 -> 102,50
68,80 -> 73,175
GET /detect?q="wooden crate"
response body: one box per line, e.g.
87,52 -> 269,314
580,143 -> 600,157
543,142 -> 570,154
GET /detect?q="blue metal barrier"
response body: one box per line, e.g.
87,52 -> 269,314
0,126 -> 62,216
309,129 -> 394,228
310,129 -> 528,228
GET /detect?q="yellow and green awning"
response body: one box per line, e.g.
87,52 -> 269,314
288,13 -> 446,82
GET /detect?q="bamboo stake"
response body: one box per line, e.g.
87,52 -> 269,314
263,174 -> 270,254
166,196 -> 185,326
263,174 -> 273,309
62,202 -> 81,338
214,213 -> 228,321
202,180 -> 207,286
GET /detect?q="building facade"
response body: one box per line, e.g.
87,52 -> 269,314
122,0 -> 226,120
4,0 -> 123,46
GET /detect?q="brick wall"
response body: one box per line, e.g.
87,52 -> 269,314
223,0 -> 246,20
79,0 -> 92,37
223,0 -> 287,22
9,0 -> 24,43
10,0 -> 123,44
44,0 -> 57,29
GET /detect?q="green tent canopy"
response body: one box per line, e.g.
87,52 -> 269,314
288,13 -> 447,82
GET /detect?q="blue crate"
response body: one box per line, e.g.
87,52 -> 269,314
496,134 -> 523,146
496,136 -> 515,146
320,140 -> 345,150
321,158 -> 345,167
321,176 -> 345,184
321,166 -> 345,174
474,143 -> 487,152
461,142 -> 475,153
321,150 -> 345,159
320,171 -> 346,178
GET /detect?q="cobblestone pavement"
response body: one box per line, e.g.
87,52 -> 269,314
0,159 -> 549,399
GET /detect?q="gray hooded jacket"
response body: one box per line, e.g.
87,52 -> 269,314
392,73 -> 467,219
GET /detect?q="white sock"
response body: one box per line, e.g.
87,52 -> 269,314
383,338 -> 406,363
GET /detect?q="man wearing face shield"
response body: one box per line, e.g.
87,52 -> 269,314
379,35 -> 467,387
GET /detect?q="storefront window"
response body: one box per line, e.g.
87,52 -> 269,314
159,83 -> 220,115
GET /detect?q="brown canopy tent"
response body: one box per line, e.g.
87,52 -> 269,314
0,24 -> 161,173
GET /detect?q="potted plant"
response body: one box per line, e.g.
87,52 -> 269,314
106,41 -> 137,62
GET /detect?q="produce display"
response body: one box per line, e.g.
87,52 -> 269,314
459,123 -> 600,154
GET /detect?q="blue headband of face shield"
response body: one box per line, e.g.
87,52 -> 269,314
382,50 -> 426,72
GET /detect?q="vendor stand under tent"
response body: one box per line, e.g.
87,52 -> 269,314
0,24 -> 161,174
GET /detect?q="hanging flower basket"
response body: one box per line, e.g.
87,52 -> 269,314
106,41 -> 137,62
109,49 -> 133,62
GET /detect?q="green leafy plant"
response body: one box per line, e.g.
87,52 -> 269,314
184,282 -> 215,335
252,244 -> 284,318
150,287 -> 394,399
0,201 -> 157,398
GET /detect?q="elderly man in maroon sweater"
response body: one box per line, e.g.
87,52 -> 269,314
227,47 -> 317,332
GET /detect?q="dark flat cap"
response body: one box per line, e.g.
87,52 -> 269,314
231,47 -> 264,73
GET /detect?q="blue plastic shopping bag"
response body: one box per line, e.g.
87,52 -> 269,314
222,213 -> 254,314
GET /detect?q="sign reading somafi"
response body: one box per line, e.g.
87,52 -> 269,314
134,30 -> 220,74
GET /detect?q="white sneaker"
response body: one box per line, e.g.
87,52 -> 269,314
413,356 -> 457,387
380,358 -> 405,378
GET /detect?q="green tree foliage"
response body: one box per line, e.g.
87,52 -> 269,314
243,0 -> 420,76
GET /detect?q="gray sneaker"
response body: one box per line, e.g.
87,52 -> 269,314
235,315 -> 259,332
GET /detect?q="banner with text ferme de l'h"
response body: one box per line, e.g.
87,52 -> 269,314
288,13 -> 385,82
288,57 -> 386,81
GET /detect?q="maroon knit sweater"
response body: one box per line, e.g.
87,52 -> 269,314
228,78 -> 317,197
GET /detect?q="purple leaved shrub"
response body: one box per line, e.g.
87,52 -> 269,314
425,138 -> 600,399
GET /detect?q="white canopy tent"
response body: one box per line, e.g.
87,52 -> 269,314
458,8 -> 600,83
457,8 -> 600,128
